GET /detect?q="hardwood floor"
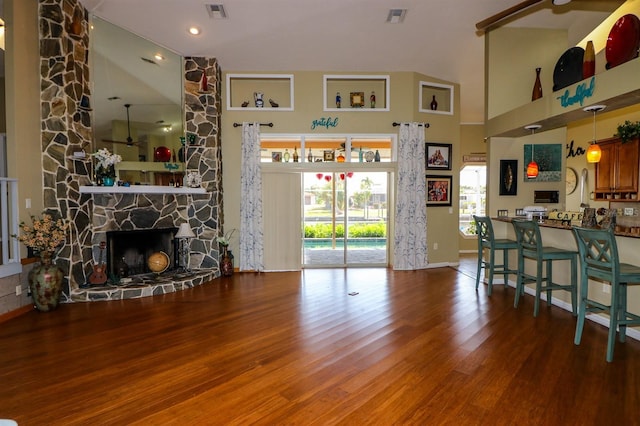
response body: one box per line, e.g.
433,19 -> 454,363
1,266 -> 639,425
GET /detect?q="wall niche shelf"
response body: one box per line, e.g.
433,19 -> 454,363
419,81 -> 454,115
226,73 -> 294,111
323,74 -> 390,112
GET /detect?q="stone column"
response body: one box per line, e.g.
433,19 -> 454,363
39,0 -> 93,296
184,57 -> 223,270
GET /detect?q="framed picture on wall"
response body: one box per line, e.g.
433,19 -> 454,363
523,143 -> 562,182
426,175 -> 452,206
499,160 -> 518,195
426,143 -> 452,170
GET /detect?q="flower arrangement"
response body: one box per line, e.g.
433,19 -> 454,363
216,229 -> 236,247
92,148 -> 122,177
15,213 -> 69,255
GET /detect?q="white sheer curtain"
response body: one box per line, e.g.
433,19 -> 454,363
393,122 -> 428,270
239,122 -> 264,271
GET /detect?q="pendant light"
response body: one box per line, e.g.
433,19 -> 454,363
525,124 -> 542,179
584,105 -> 606,163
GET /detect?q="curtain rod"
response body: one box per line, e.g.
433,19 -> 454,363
233,122 -> 274,128
392,122 -> 430,128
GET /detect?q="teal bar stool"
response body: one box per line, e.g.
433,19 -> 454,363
473,215 -> 519,296
512,220 -> 578,317
572,226 -> 640,362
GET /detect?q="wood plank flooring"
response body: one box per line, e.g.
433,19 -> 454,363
1,266 -> 639,425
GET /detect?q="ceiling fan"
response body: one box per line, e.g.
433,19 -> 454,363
101,104 -> 141,147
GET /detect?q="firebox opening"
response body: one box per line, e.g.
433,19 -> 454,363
106,228 -> 178,277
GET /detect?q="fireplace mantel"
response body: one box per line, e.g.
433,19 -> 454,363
80,186 -> 207,195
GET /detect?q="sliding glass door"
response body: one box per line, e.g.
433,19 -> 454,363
260,133 -> 395,269
302,170 -> 389,267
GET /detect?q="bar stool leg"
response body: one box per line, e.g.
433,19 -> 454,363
607,283 -> 619,362
574,273 -> 589,345
475,248 -> 483,292
514,254 -> 525,308
570,256 -> 577,316
546,260 -> 553,309
619,284 -> 627,343
503,249 -> 510,289
533,259 -> 544,317
487,248 -> 495,296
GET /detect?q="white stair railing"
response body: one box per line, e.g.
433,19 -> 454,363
0,178 -> 22,277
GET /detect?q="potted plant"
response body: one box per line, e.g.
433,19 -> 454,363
92,148 -> 122,186
615,120 -> 640,143
15,213 -> 69,311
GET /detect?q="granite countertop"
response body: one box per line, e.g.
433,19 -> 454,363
492,216 -> 640,238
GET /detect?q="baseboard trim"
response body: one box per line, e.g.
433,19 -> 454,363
507,281 -> 640,342
0,305 -> 33,324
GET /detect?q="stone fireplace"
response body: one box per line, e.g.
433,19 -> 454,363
39,0 -> 224,302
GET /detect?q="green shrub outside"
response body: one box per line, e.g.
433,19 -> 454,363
304,222 -> 386,238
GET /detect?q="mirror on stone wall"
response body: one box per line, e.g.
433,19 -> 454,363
90,15 -> 184,186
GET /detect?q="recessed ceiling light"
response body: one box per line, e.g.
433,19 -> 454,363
386,9 -> 407,24
154,53 -> 165,61
188,26 -> 201,36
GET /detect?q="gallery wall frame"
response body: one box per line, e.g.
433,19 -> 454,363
426,174 -> 452,206
499,159 -> 518,195
426,143 -> 452,170
523,143 -> 562,182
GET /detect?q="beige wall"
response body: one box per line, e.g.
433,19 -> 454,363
221,71 -> 462,266
5,0 -> 43,232
487,27 -> 568,120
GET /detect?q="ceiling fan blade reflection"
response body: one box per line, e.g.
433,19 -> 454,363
101,139 -> 139,147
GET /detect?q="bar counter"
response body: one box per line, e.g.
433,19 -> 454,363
492,216 -> 640,239
489,216 -> 640,340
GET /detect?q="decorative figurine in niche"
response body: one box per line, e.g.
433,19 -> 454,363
241,101 -> 249,107
254,92 -> 264,108
336,92 -> 341,108
370,91 -> 376,108
430,95 -> 438,110
269,98 -> 279,108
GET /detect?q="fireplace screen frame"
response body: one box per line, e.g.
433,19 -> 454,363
106,228 -> 178,278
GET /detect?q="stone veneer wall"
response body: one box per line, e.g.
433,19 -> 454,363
39,0 -> 93,300
39,0 -> 224,299
183,57 -> 224,269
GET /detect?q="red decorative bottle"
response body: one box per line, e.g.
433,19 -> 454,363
583,41 -> 595,79
532,67 -> 543,101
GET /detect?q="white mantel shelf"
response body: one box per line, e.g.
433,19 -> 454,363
80,185 -> 207,195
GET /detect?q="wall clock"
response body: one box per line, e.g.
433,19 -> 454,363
186,171 -> 202,188
566,167 -> 578,195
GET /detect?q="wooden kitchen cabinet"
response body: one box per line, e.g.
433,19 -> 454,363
594,137 -> 639,201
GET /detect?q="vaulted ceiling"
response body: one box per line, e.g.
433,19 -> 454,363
81,0 -> 622,123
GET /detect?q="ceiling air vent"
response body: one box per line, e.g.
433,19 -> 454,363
206,4 -> 228,19
386,9 -> 407,24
